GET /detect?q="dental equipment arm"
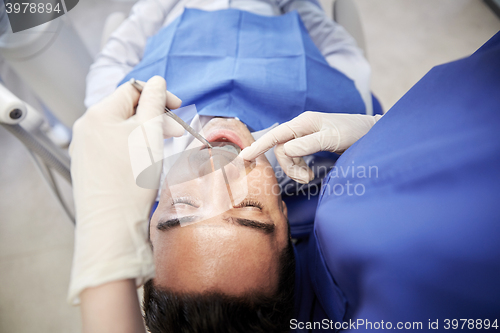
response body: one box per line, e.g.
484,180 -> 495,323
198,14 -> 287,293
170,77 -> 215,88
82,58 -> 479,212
69,76 -> 182,332
240,111 -> 382,184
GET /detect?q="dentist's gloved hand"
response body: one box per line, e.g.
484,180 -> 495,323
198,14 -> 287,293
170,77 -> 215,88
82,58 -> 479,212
68,76 -> 183,304
240,111 -> 382,184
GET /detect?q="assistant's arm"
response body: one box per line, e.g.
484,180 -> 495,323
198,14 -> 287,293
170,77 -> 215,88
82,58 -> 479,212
279,0 -> 373,114
85,0 -> 180,108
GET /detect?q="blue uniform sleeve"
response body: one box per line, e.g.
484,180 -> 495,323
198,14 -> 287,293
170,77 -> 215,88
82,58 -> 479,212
312,31 -> 500,331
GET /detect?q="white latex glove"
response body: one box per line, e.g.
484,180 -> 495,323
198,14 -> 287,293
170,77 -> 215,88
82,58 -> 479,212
239,111 -> 382,184
68,76 -> 183,304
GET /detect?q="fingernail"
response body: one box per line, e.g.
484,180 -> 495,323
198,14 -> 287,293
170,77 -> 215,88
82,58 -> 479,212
291,175 -> 309,184
239,147 -> 253,160
283,144 -> 299,158
170,94 -> 182,106
308,170 -> 315,182
301,168 -> 314,184
287,166 -> 309,184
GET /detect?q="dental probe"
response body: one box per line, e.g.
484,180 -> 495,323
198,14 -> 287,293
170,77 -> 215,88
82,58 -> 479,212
129,79 -> 213,149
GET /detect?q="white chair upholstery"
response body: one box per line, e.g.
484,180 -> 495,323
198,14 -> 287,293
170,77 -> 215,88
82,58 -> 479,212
101,0 -> 367,55
333,0 -> 367,57
101,12 -> 127,50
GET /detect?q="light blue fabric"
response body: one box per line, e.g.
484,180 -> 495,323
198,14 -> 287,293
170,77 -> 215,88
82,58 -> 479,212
119,8 -> 365,131
309,31 -> 500,331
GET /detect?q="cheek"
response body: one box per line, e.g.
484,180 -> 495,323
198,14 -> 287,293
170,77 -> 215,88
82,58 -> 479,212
262,163 -> 276,177
271,183 -> 281,196
247,167 -> 280,196
248,177 -> 263,195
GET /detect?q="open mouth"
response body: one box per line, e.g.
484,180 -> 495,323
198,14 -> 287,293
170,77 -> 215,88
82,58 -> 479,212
208,141 -> 241,155
162,128 -> 251,185
206,129 -> 244,151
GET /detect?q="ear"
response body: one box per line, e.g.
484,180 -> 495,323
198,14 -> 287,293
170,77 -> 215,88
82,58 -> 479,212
281,200 -> 288,218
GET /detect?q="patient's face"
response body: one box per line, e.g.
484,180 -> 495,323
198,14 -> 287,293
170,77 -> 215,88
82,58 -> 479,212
150,118 -> 288,295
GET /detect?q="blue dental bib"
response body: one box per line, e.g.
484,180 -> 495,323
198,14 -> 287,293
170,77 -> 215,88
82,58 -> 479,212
119,8 -> 365,131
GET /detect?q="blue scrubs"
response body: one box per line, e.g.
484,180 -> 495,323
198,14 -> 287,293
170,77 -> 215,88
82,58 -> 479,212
303,32 -> 500,331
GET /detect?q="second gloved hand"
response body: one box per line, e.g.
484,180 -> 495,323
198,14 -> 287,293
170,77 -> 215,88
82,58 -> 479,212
239,111 -> 382,184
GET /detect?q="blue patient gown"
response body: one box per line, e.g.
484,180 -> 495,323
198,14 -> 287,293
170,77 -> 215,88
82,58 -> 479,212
303,32 -> 500,331
119,8 -> 365,131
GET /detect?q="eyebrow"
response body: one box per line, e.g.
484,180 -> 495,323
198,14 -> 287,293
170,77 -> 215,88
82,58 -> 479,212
230,217 -> 275,234
156,216 -> 275,234
157,216 -> 198,231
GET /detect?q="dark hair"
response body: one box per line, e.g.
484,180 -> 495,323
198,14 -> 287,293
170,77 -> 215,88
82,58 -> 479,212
143,239 -> 295,333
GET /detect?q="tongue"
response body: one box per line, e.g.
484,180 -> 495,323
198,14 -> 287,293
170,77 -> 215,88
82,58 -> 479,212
213,137 -> 229,142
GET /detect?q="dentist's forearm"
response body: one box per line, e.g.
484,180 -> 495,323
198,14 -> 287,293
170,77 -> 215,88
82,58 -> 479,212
81,279 -> 146,333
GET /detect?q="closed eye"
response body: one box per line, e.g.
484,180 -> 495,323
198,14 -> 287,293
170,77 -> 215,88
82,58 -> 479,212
171,197 -> 199,207
233,199 -> 263,210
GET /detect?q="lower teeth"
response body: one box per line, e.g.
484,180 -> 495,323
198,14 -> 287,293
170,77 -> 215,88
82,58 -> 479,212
214,145 -> 239,154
